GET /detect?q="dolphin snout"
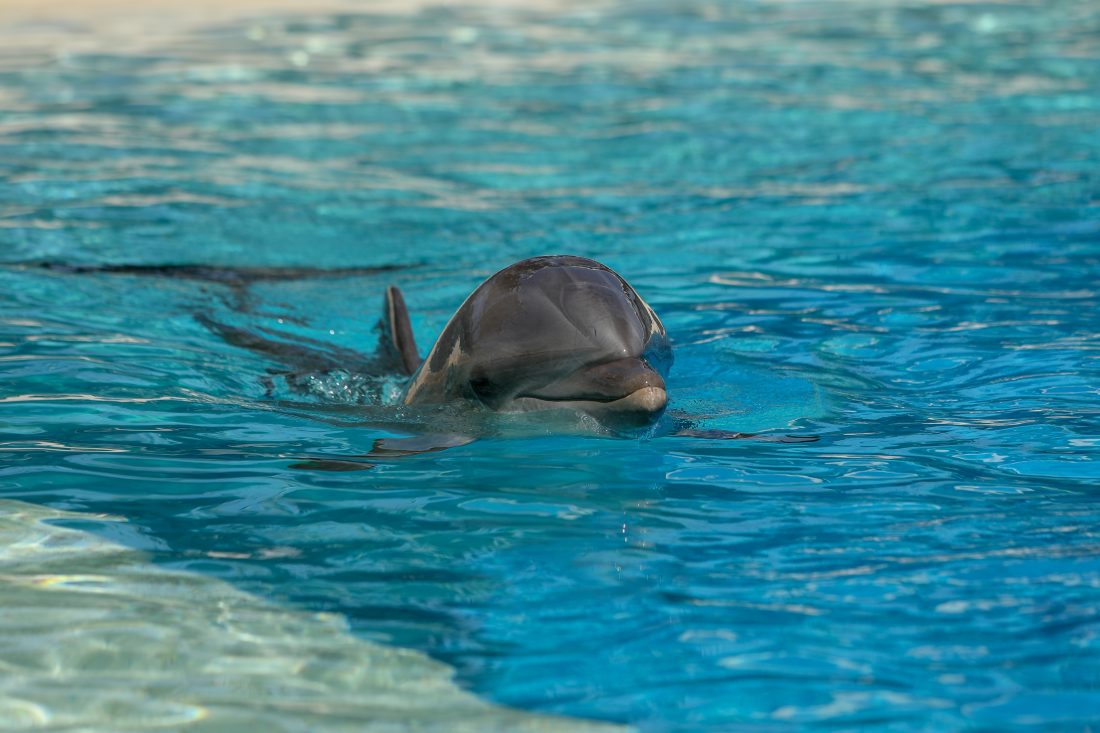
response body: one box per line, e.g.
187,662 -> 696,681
525,357 -> 664,404
575,357 -> 667,430
514,356 -> 668,430
574,357 -> 666,401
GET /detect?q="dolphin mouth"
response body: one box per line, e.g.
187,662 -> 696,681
604,385 -> 668,413
517,356 -> 666,403
508,355 -> 668,429
518,392 -> 619,404
513,386 -> 668,429
518,385 -> 667,407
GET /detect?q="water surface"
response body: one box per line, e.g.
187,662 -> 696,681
1,1 -> 1099,731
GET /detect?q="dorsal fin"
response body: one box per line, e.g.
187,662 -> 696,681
378,285 -> 421,376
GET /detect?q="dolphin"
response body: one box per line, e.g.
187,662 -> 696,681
378,255 -> 672,434
13,255 -> 816,465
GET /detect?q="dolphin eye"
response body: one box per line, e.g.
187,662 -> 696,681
468,376 -> 498,405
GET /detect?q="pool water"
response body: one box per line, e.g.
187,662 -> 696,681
1,1 -> 1099,731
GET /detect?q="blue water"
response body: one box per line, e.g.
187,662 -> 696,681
2,1 -> 1100,730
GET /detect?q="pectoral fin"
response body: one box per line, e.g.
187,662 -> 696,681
370,433 -> 475,456
675,428 -> 819,443
288,458 -> 377,472
289,433 -> 474,471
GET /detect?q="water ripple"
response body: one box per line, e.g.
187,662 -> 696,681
1,0 -> 1099,731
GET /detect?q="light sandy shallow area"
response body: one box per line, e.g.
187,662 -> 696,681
0,499 -> 628,732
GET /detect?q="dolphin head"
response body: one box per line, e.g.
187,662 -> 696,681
404,256 -> 672,432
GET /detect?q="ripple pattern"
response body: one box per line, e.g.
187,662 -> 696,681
0,1 -> 1098,731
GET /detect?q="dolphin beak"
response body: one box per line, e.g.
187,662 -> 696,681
586,357 -> 667,427
596,384 -> 668,430
520,357 -> 668,430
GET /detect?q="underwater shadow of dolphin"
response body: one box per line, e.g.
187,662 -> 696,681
18,256 -> 817,469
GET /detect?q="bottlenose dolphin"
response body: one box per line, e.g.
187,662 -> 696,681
380,256 -> 672,434
13,255 -> 815,465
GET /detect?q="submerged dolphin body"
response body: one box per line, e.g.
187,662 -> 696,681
379,256 -> 672,434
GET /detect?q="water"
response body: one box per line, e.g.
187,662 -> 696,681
0,499 -> 620,732
1,0 -> 1098,730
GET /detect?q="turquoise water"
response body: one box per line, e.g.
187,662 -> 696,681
2,1 -> 1099,731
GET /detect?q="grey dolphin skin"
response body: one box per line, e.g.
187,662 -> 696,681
382,255 -> 672,434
